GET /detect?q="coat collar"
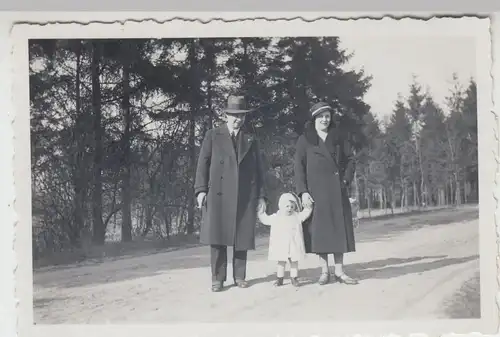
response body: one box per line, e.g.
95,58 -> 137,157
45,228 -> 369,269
238,131 -> 255,164
215,125 -> 255,164
303,121 -> 340,166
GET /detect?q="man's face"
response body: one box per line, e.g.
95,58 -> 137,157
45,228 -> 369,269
226,113 -> 246,129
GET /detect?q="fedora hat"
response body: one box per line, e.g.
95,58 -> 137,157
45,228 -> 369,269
224,95 -> 251,114
310,101 -> 333,119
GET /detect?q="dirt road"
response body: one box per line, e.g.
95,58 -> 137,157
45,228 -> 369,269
33,206 -> 480,323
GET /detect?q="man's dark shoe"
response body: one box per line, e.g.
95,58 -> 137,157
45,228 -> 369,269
273,277 -> 284,287
211,281 -> 223,292
235,279 -> 249,288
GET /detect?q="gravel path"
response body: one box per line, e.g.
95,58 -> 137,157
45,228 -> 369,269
33,206 -> 479,323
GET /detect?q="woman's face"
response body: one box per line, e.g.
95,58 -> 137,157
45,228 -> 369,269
314,110 -> 331,132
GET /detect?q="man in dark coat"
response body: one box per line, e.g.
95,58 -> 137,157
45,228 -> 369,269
194,95 -> 267,292
294,102 -> 358,285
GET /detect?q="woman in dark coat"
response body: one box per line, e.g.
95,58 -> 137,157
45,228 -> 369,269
294,102 -> 358,285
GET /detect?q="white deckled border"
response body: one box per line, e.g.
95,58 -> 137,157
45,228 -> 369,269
491,11 -> 500,337
5,12 -> 498,337
0,13 -> 17,337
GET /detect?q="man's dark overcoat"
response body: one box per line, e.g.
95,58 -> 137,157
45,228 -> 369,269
194,125 -> 266,251
294,121 -> 356,254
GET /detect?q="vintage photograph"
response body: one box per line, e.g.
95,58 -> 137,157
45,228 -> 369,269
11,14 -> 497,336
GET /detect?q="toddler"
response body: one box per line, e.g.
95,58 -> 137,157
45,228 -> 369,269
257,192 -> 313,287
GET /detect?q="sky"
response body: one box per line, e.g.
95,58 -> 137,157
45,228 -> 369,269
338,36 -> 476,121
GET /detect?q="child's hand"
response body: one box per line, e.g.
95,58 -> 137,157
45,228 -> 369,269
258,201 -> 266,213
304,202 -> 313,209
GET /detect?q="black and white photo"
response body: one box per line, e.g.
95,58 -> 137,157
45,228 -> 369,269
10,14 -> 498,337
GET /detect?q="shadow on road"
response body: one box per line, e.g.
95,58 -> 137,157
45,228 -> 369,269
33,296 -> 70,309
248,254 -> 478,287
35,207 -> 477,272
33,207 -> 479,290
356,208 -> 479,243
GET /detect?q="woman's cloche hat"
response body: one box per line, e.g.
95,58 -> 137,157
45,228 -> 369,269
310,101 -> 333,119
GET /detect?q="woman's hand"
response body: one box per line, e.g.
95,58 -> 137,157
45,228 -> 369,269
301,193 -> 314,208
257,198 -> 266,213
197,192 -> 207,209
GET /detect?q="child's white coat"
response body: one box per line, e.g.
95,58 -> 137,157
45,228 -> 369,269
258,206 -> 312,262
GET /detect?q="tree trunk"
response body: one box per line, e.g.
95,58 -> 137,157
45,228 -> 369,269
164,210 -> 171,239
390,183 -> 395,214
121,42 -> 133,242
454,171 -> 461,206
417,139 -> 426,207
400,182 -> 404,212
413,181 -> 417,208
451,176 -> 454,204
445,180 -> 449,205
204,39 -> 216,132
367,188 -> 372,217
463,176 -> 468,204
404,185 -> 409,209
72,41 -> 85,246
185,40 -> 199,235
91,41 -> 105,245
142,205 -> 153,237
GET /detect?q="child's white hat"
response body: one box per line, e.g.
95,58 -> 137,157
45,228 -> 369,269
278,192 -> 303,212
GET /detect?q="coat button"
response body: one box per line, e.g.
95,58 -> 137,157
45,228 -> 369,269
217,192 -> 222,196
220,176 -> 223,179
220,160 -> 224,164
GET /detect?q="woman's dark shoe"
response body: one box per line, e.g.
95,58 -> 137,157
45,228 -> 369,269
291,277 -> 300,287
334,273 -> 359,285
273,277 -> 284,287
318,272 -> 330,285
211,281 -> 223,292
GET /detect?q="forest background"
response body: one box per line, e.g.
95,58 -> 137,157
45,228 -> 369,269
29,37 -> 477,266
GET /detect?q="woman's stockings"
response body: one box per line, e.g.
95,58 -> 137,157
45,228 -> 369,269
318,253 -> 329,274
333,252 -> 344,276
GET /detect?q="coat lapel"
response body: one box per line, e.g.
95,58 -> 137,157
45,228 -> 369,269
238,131 -> 254,164
215,126 -> 237,160
318,136 -> 339,169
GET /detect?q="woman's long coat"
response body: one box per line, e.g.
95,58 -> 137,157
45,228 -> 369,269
294,122 -> 356,254
194,125 -> 266,251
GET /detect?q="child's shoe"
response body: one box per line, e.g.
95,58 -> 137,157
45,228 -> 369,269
291,277 -> 300,287
273,277 -> 284,287
318,272 -> 330,285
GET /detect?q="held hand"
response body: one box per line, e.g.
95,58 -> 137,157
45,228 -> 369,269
257,202 -> 266,214
302,193 -> 314,208
257,198 -> 266,213
303,201 -> 313,209
197,192 -> 207,209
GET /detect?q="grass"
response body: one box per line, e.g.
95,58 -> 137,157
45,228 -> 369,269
443,271 -> 480,319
